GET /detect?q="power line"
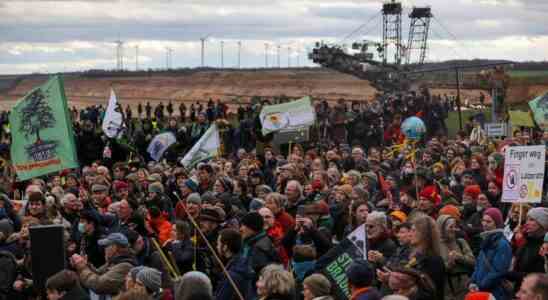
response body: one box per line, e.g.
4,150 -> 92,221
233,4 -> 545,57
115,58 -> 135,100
432,17 -> 475,59
339,12 -> 382,44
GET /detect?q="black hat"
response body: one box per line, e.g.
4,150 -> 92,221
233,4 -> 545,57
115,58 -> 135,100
80,210 -> 101,226
346,259 -> 374,287
240,212 -> 264,232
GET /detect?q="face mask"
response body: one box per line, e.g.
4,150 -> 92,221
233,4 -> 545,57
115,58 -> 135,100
78,223 -> 86,234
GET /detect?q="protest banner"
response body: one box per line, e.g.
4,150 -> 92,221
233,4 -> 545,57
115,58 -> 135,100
346,224 -> 367,259
528,93 -> 548,131
485,123 -> 507,137
102,88 -> 125,138
502,145 -> 546,203
147,132 -> 176,161
259,96 -> 316,135
9,76 -> 79,181
315,233 -> 365,300
180,124 -> 220,168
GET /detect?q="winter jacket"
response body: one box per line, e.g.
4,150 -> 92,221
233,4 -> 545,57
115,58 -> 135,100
470,229 -> 512,300
80,229 -> 106,268
78,254 -> 136,297
440,238 -> 475,299
506,231 -> 546,290
148,214 -> 172,245
274,211 -> 295,234
267,222 -> 290,267
60,285 -> 90,300
386,244 -> 411,268
242,232 -> 279,275
215,254 -> 253,300
407,253 -> 446,300
350,287 -> 382,300
367,236 -> 397,268
166,239 -> 194,275
282,227 -> 332,258
463,209 -> 484,256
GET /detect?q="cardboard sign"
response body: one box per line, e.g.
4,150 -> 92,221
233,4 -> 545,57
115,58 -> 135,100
502,145 -> 546,203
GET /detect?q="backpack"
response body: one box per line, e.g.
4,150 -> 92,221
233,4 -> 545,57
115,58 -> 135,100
0,251 -> 17,300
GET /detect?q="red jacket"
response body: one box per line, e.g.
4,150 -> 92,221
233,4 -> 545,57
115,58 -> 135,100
275,211 -> 295,234
267,221 -> 289,267
148,214 -> 172,245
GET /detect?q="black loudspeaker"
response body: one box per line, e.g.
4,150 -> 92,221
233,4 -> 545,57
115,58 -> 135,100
30,224 -> 66,293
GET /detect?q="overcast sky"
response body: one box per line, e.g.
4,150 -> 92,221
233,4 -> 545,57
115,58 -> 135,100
0,0 -> 546,74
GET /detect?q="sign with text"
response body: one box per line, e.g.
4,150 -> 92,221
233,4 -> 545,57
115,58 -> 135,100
502,145 -> 546,203
316,239 -> 362,300
485,123 -> 507,137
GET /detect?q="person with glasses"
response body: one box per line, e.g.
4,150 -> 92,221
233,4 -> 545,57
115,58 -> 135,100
365,212 -> 397,269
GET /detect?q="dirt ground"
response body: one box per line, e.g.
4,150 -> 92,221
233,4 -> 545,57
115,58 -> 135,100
1,69 -> 545,113
0,69 -> 378,113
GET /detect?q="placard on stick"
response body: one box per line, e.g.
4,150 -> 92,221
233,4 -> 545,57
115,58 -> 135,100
502,145 -> 546,203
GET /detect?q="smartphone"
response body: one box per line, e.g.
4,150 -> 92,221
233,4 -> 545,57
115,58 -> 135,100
297,205 -> 305,216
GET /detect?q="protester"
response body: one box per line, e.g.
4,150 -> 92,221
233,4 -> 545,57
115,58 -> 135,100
346,259 -> 381,300
0,92 -> 546,300
174,271 -> 214,300
469,208 -> 512,300
215,228 -> 252,300
506,207 -> 548,292
71,232 -> 137,298
256,264 -> 295,300
437,214 -> 475,299
45,270 -> 89,300
515,273 -> 548,300
303,273 -> 333,300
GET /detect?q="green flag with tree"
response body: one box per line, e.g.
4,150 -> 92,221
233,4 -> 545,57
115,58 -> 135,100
10,76 -> 78,181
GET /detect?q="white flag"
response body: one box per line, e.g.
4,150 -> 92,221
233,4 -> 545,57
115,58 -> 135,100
102,88 -> 124,138
347,224 -> 367,259
147,132 -> 177,162
180,124 -> 220,168
259,96 -> 316,135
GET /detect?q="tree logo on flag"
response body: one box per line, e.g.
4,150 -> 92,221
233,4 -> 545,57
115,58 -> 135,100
19,89 -> 58,161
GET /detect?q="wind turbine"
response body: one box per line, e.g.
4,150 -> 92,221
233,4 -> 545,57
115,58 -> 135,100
200,34 -> 212,67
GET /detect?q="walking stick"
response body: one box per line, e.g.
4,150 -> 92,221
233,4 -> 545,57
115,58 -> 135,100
172,192 -> 245,300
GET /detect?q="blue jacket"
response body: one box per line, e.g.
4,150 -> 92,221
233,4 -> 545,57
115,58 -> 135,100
471,229 -> 512,300
215,254 -> 253,300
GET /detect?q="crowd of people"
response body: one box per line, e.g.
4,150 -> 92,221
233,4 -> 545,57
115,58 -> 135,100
0,90 -> 546,300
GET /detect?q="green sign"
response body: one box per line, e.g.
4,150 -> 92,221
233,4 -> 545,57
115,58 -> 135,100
323,252 -> 354,299
10,76 -> 79,181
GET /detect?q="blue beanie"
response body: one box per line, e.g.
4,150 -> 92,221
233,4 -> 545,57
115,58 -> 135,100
184,179 -> 198,192
346,259 -> 374,287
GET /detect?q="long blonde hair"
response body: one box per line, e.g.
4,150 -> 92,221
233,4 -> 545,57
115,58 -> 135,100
412,215 -> 441,257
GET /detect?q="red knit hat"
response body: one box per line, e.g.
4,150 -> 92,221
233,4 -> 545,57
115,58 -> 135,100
419,185 -> 441,205
465,292 -> 495,300
464,185 -> 481,200
439,204 -> 462,221
484,208 -> 504,228
113,180 -> 129,191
